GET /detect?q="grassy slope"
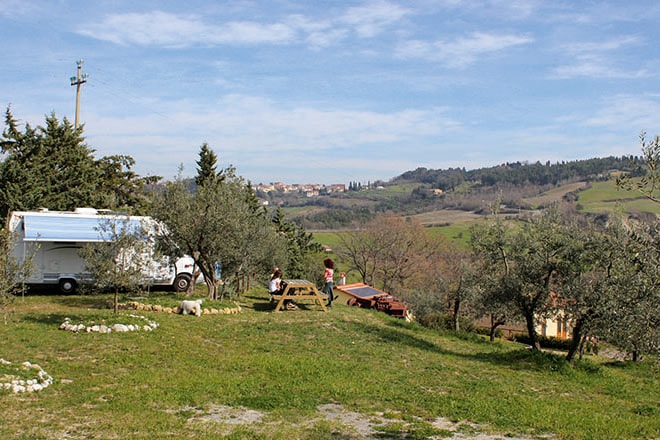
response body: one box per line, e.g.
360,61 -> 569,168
575,181 -> 660,215
1,291 -> 658,439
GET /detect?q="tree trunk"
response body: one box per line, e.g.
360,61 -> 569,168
566,318 -> 584,363
205,277 -> 218,301
578,336 -> 586,360
113,289 -> 119,314
186,268 -> 201,297
452,297 -> 461,332
489,314 -> 505,342
524,311 -> 540,350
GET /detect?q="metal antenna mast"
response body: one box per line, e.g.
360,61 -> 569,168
70,60 -> 88,129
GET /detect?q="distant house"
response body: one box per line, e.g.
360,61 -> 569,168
538,314 -> 571,340
327,184 -> 346,193
476,292 -> 573,341
538,292 -> 571,340
475,314 -> 571,340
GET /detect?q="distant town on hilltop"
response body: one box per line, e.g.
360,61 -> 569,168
254,182 -> 354,198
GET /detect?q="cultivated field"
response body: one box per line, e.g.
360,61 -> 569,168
523,181 -> 588,208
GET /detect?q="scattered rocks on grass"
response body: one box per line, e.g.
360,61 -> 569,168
0,359 -> 54,394
119,300 -> 242,315
58,314 -> 159,333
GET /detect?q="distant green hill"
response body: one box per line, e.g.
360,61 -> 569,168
275,156 -> 655,231
393,156 -> 641,189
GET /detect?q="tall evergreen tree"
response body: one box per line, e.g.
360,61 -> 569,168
271,206 -> 322,279
195,142 -> 222,188
0,108 -> 149,217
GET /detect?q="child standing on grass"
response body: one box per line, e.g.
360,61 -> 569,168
323,258 -> 335,307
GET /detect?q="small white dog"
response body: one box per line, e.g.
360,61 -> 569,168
178,299 -> 203,317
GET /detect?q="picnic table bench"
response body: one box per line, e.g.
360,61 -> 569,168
272,279 -> 327,312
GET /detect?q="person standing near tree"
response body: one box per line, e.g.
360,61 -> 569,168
323,258 -> 335,307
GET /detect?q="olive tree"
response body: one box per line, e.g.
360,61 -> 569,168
542,217 -> 611,363
441,248 -> 481,332
79,217 -> 151,314
405,241 -> 480,332
153,148 -> 284,300
611,130 -> 660,360
471,207 -> 573,350
617,130 -> 660,203
0,227 -> 34,322
595,217 -> 660,361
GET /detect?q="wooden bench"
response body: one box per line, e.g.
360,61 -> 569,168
272,279 -> 327,312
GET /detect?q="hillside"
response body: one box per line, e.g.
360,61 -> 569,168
1,291 -> 658,439
275,158 -> 658,232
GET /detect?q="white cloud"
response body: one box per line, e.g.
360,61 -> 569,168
83,94 -> 460,181
5,1 -> 659,185
396,32 -> 534,67
77,11 -> 297,47
76,2 -> 411,49
551,36 -> 648,79
0,0 -> 37,18
189,95 -> 458,149
488,0 -> 539,19
583,94 -> 660,129
563,36 -> 640,54
551,62 -> 648,80
340,0 -> 411,38
284,14 -> 348,48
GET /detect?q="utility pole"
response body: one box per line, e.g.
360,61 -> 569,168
70,60 -> 88,129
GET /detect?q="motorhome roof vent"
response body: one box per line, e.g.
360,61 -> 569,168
74,207 -> 98,215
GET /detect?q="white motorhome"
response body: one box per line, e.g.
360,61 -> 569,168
7,208 -> 195,294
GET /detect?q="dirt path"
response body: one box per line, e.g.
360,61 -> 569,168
186,403 -> 555,439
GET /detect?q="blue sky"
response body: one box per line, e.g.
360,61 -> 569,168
2,1 -> 660,185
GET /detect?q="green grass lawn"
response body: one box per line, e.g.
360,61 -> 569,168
1,290 -> 658,439
426,222 -> 475,248
311,231 -> 342,251
314,223 -> 476,251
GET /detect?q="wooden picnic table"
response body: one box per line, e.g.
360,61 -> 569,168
272,279 -> 327,312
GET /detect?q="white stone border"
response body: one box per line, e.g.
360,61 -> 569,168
59,314 -> 159,333
119,301 -> 242,315
0,359 -> 54,393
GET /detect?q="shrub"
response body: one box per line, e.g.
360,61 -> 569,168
473,325 -> 503,339
511,334 -> 573,351
418,312 -> 475,332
